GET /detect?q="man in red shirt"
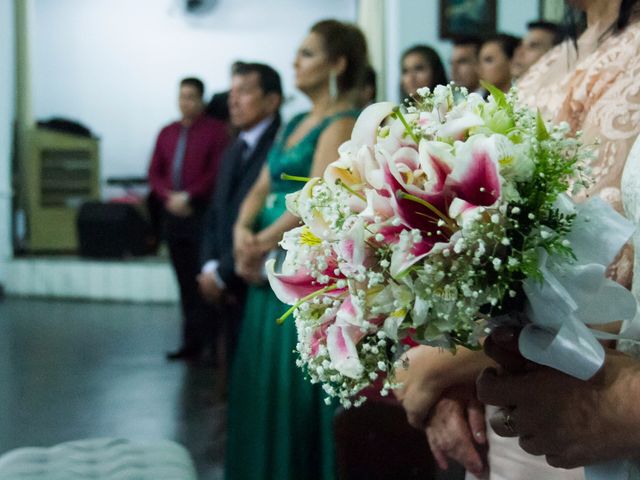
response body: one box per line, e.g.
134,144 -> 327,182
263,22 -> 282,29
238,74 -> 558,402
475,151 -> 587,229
148,77 -> 229,361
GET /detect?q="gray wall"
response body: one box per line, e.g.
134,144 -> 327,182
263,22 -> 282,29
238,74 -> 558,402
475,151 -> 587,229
0,0 -> 15,284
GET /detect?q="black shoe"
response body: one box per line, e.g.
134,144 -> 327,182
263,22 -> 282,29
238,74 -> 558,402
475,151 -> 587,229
166,347 -> 200,361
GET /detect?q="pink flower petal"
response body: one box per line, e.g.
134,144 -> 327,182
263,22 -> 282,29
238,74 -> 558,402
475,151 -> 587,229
266,259 -> 327,305
449,198 -> 482,227
351,102 -> 396,148
327,323 -> 364,379
447,136 -> 501,208
390,237 -> 436,277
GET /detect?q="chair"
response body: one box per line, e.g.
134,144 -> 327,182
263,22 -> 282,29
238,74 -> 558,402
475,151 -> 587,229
0,438 -> 197,479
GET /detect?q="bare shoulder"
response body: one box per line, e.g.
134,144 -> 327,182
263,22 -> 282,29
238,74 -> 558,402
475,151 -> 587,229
311,116 -> 356,176
318,116 -> 357,145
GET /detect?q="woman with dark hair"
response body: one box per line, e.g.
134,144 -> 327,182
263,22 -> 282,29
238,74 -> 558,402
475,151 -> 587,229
400,44 -> 448,100
224,19 -> 368,480
478,33 -> 521,93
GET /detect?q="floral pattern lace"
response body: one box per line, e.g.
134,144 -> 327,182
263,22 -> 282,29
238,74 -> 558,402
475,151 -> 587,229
518,21 -> 640,288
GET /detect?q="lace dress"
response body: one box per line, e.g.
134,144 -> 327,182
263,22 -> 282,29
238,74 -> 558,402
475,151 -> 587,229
468,19 -> 640,480
518,20 -> 640,288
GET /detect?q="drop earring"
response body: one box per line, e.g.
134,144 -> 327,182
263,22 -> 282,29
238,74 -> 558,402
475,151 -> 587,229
329,70 -> 338,100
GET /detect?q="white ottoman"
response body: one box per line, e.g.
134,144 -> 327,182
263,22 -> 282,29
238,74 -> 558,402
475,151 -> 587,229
0,438 -> 198,479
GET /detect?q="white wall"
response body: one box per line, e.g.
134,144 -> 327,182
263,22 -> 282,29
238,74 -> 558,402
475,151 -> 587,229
31,0 -> 357,180
29,0 -> 539,185
0,0 -> 15,284
385,0 -> 539,102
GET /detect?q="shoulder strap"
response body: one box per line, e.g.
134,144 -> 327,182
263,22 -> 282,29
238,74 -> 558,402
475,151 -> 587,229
281,112 -> 308,142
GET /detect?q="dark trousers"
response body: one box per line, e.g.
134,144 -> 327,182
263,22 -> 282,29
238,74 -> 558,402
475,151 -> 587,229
213,290 -> 246,391
218,289 -> 246,364
165,212 -> 216,353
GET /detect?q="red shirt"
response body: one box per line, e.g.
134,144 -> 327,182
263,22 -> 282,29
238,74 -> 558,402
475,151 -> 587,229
148,114 -> 229,205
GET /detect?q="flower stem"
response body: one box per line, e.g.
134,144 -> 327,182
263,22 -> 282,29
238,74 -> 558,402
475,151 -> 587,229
276,284 -> 341,325
396,191 -> 457,231
281,173 -> 312,182
336,179 -> 366,202
391,107 -> 421,145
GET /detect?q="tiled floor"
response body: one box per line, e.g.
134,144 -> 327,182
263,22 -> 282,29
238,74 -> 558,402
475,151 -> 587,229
0,297 -> 468,480
0,298 -> 224,479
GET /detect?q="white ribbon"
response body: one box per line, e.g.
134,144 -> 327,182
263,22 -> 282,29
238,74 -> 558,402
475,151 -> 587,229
516,196 -> 640,480
519,196 -> 638,380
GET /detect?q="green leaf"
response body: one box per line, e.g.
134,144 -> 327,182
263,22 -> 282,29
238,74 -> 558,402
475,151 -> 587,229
536,109 -> 550,141
481,81 -> 509,111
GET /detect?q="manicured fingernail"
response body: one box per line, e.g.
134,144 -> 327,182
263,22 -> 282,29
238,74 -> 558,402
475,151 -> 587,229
475,430 -> 486,443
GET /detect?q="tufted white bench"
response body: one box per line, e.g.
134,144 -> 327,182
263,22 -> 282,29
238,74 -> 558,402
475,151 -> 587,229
0,438 -> 198,479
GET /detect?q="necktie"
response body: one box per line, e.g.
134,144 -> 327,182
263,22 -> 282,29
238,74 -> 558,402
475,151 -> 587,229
237,138 -> 250,164
231,139 -> 250,186
171,126 -> 189,189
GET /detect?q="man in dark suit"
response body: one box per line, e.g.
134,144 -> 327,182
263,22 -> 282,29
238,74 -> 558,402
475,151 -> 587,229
197,63 -> 282,368
148,77 -> 229,361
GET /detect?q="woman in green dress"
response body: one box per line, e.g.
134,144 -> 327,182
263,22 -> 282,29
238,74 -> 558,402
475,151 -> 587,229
225,19 -> 369,480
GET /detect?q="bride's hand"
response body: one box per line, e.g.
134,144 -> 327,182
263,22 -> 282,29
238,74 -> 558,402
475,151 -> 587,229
426,385 -> 487,477
394,345 -> 494,430
394,346 -> 452,429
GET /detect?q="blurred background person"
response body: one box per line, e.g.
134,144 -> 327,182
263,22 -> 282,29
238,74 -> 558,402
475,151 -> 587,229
511,20 -> 562,79
450,36 -> 482,92
225,19 -> 368,480
356,64 -> 377,107
204,90 -> 230,124
400,44 -> 448,101
147,77 -> 229,362
198,62 -> 282,386
478,33 -> 521,93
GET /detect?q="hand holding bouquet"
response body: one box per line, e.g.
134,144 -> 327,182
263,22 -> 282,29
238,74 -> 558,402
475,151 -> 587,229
267,84 -> 636,407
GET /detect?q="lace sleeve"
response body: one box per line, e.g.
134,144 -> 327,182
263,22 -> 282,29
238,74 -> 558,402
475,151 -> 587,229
561,26 -> 640,286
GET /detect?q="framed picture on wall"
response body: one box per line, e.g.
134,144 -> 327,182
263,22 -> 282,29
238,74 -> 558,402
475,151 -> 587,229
439,0 -> 496,40
539,0 -> 565,23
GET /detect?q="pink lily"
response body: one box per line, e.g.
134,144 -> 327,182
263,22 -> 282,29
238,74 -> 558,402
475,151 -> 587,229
445,135 -> 502,224
359,189 -> 395,222
380,142 -> 451,240
308,307 -> 339,357
350,102 -> 396,148
335,218 -> 372,277
327,296 -> 369,379
266,256 -> 346,309
326,323 -> 364,379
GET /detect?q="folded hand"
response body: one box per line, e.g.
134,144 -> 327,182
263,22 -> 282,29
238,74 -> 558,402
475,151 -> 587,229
477,328 -> 640,468
426,385 -> 487,477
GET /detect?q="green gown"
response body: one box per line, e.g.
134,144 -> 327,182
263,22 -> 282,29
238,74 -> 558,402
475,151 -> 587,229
225,110 -> 359,480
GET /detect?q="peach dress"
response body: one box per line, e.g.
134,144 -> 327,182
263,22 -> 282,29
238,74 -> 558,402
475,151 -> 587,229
518,20 -> 640,288
469,19 -> 640,480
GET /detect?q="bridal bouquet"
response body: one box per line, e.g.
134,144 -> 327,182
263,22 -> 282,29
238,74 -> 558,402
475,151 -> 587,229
267,84 -> 637,407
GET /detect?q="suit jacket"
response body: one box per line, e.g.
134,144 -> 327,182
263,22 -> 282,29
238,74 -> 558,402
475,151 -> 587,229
148,114 -> 229,209
201,114 -> 281,294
